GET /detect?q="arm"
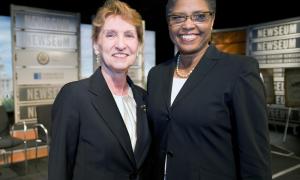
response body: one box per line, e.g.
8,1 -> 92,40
232,59 -> 272,180
48,84 -> 80,180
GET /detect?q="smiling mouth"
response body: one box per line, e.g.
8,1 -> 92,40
179,34 -> 198,41
112,53 -> 129,58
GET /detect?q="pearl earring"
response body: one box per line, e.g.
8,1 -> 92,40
96,54 -> 100,64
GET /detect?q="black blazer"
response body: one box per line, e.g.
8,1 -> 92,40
48,68 -> 151,180
147,45 -> 271,180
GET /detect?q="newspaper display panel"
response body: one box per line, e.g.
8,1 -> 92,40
11,5 -> 80,123
247,17 -> 300,129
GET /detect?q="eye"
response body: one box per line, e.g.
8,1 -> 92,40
124,32 -> 136,38
169,15 -> 186,23
105,31 -> 117,38
193,13 -> 211,22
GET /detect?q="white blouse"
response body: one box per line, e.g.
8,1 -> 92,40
164,77 -> 187,180
171,77 -> 187,105
113,88 -> 137,151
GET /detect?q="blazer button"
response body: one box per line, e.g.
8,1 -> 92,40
129,172 -> 138,180
167,151 -> 174,157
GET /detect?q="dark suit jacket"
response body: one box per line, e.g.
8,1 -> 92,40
48,68 -> 151,180
147,45 -> 271,180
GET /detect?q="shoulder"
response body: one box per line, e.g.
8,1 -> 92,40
150,58 -> 173,72
148,58 -> 174,78
54,78 -> 90,105
60,78 -> 89,94
218,52 -> 260,73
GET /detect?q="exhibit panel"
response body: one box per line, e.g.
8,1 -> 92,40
11,5 -> 80,124
212,18 -> 300,133
247,17 -> 300,131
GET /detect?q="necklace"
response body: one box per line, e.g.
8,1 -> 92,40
176,55 -> 195,78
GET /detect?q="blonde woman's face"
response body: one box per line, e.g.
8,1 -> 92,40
94,15 -> 139,73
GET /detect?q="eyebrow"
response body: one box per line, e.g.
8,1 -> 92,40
170,10 -> 211,15
102,29 -> 136,32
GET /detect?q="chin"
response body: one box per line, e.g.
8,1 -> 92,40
178,42 -> 208,54
113,64 -> 130,71
178,48 -> 200,55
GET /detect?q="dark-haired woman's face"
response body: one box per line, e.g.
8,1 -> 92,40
168,0 -> 214,55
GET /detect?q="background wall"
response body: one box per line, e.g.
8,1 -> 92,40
1,0 -> 299,64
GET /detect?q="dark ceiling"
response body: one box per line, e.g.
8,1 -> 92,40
1,0 -> 299,63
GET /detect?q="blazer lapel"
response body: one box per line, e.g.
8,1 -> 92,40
129,79 -> 151,168
171,46 -> 220,108
162,60 -> 177,109
88,68 -> 136,167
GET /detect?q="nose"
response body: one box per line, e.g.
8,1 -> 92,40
182,17 -> 196,29
115,36 -> 126,50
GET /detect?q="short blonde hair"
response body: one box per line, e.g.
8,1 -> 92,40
92,0 -> 143,44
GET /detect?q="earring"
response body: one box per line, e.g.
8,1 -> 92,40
96,54 -> 100,64
136,47 -> 141,58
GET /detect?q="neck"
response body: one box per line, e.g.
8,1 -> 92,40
180,44 -> 209,67
175,44 -> 209,78
101,66 -> 128,96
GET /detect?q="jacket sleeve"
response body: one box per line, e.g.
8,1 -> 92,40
232,59 -> 272,180
48,84 -> 80,180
